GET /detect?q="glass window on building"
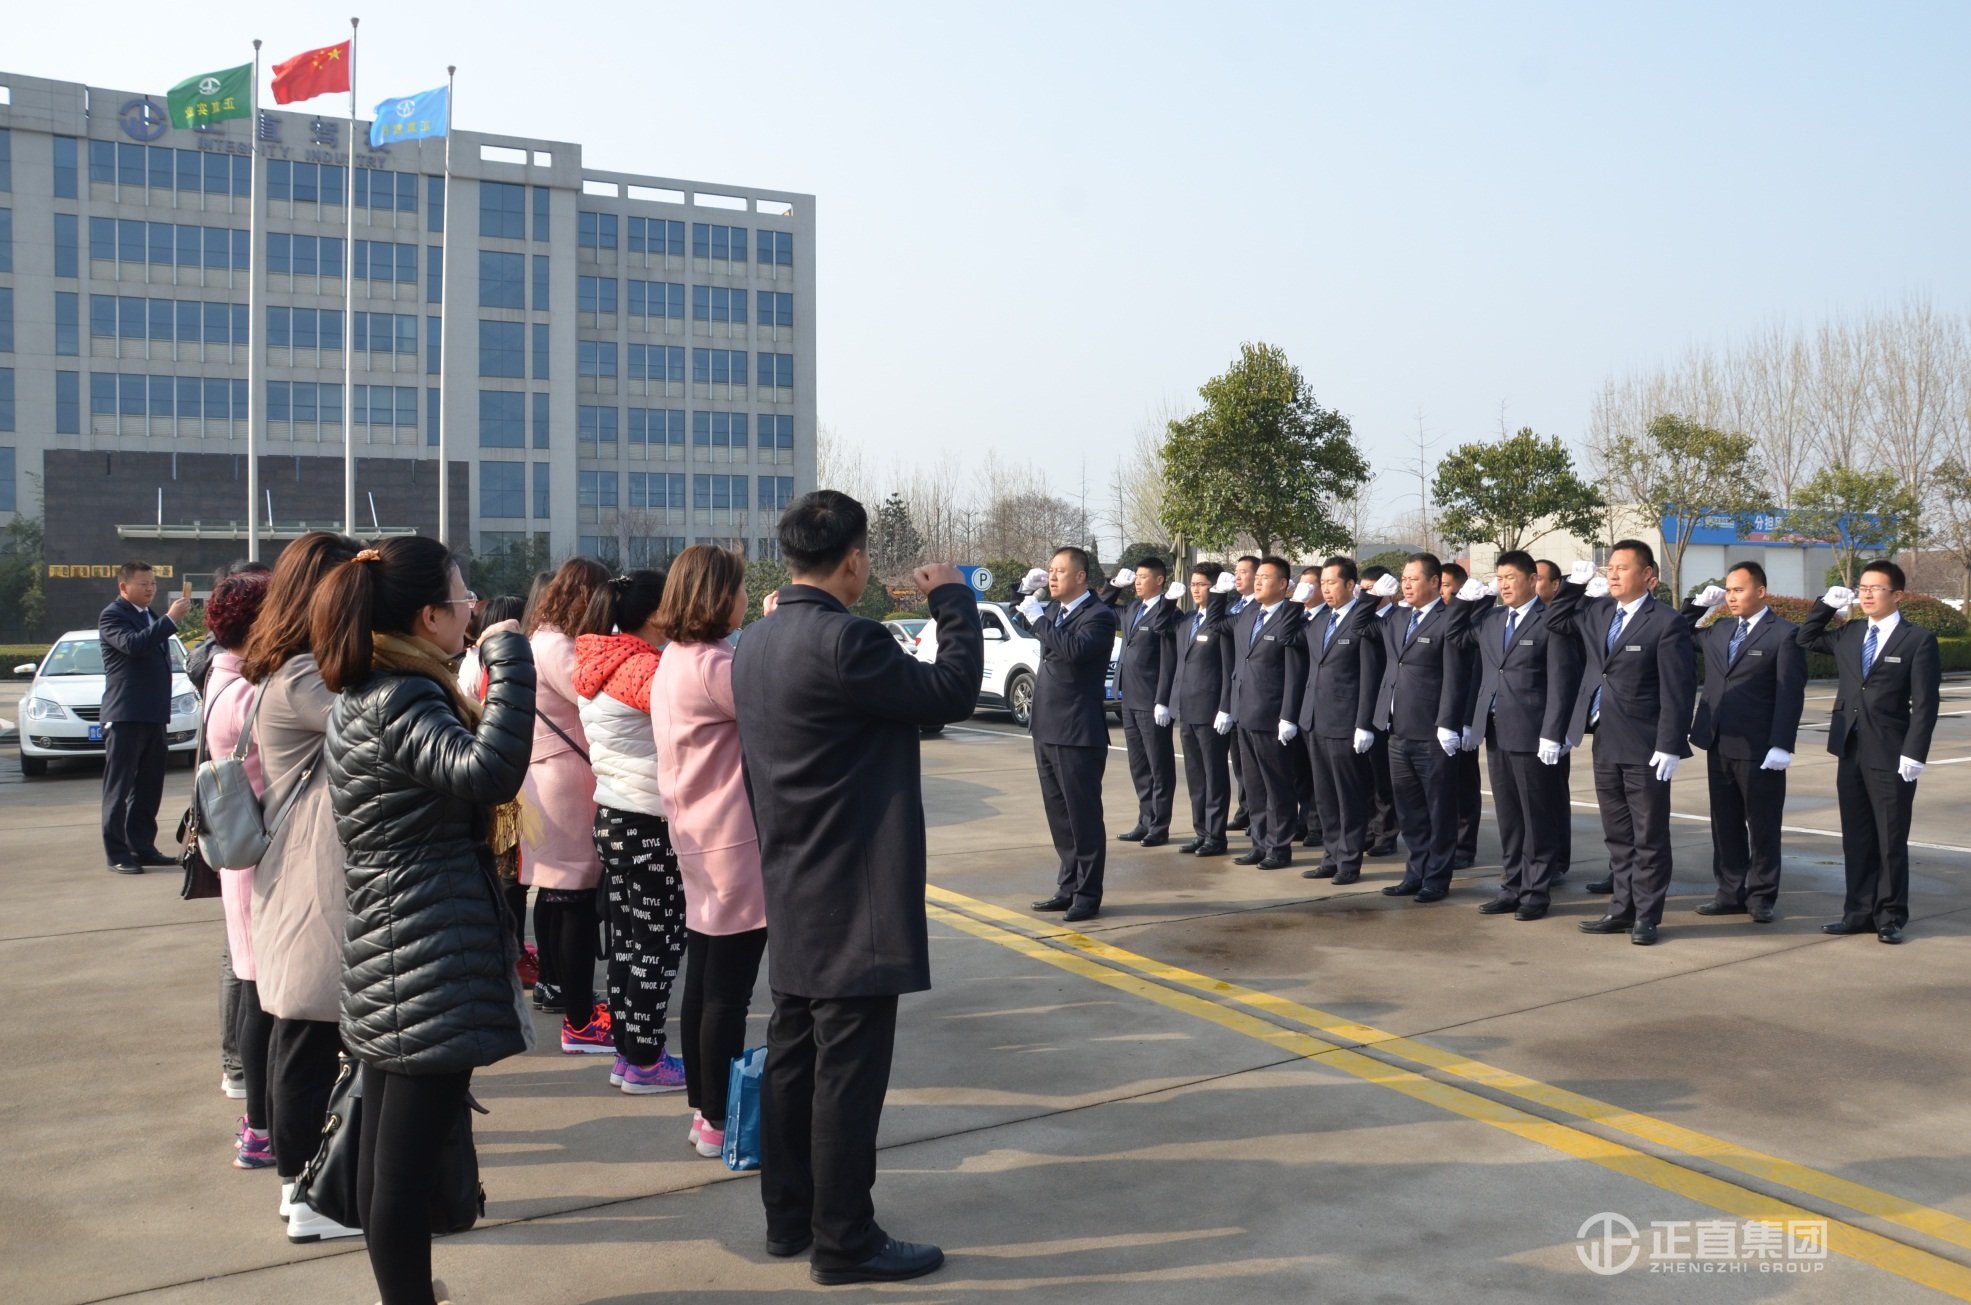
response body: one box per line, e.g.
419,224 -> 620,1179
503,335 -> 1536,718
427,175 -> 445,233
532,391 -> 550,448
56,371 -> 79,434
532,186 -> 550,241
480,180 -> 525,239
479,320 -> 524,378
479,390 -> 524,447
578,211 -> 619,250
532,461 -> 550,518
480,461 -> 524,518
532,255 -> 549,310
0,445 -> 13,511
53,135 -> 78,198
480,250 -> 524,309
0,369 -> 12,432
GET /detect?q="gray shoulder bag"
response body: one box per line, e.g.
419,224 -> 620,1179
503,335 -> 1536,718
195,680 -> 325,871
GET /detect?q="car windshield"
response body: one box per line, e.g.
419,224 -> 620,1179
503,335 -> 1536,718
41,638 -> 185,676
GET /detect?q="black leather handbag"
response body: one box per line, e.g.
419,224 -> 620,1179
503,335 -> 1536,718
176,727 -> 221,901
291,1054 -> 488,1234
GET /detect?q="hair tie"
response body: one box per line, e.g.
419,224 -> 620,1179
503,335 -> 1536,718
354,548 -> 382,564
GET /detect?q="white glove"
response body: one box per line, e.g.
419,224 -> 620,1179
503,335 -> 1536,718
1291,580 -> 1314,604
1020,567 -> 1048,594
1821,585 -> 1855,610
1460,725 -> 1479,752
1457,578 -> 1485,602
1113,567 -> 1135,587
1370,574 -> 1399,598
1436,727 -> 1460,756
1537,737 -> 1562,766
1164,580 -> 1184,602
1694,584 -> 1726,609
1586,576 -> 1611,598
1353,728 -> 1375,754
1759,747 -> 1791,771
1213,711 -> 1234,735
1648,751 -> 1680,782
1484,579 -> 1500,597
1898,755 -> 1926,783
1153,704 -> 1172,727
1567,559 -> 1596,585
1277,719 -> 1299,745
1212,571 -> 1237,594
1018,595 -> 1047,622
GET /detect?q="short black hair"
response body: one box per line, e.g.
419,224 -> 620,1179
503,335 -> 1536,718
1192,561 -> 1224,584
1441,561 -> 1468,586
1053,545 -> 1091,580
1257,555 -> 1292,582
1727,560 -> 1768,589
1360,564 -> 1391,583
1610,538 -> 1656,571
1406,551 -> 1442,584
1134,556 -> 1168,580
1496,549 -> 1536,576
1236,554 -> 1261,570
1861,559 -> 1906,591
1323,555 -> 1359,583
1535,559 -> 1561,583
780,490 -> 869,576
118,561 -> 154,582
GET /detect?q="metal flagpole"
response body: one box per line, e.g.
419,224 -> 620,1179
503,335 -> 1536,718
437,65 -> 455,546
247,39 -> 263,560
343,15 -> 360,535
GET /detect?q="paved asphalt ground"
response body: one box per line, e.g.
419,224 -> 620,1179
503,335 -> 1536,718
6,675 -> 1971,1303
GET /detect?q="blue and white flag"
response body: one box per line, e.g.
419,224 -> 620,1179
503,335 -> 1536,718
369,86 -> 449,148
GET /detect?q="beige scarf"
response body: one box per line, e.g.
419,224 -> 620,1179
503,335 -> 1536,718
371,632 -> 529,852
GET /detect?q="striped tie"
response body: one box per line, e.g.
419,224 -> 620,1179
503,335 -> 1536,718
1728,618 -> 1749,665
1589,606 -> 1626,721
1862,623 -> 1878,678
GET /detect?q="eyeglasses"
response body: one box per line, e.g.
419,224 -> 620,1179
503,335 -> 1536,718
441,591 -> 479,607
1855,585 -> 1897,595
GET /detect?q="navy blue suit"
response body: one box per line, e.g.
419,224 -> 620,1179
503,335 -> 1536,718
1171,594 -> 1235,843
1374,598 -> 1474,894
1029,592 -> 1121,908
98,596 -> 179,865
1298,597 -> 1383,877
1229,601 -> 1307,862
1116,596 -> 1181,838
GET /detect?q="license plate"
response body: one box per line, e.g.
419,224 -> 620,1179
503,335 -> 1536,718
88,725 -> 103,743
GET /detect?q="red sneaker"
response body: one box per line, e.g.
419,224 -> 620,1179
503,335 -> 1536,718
515,945 -> 540,989
560,1017 -> 614,1054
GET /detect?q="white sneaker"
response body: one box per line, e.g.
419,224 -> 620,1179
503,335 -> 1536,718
278,1181 -> 296,1221
221,1072 -> 247,1100
287,1200 -> 362,1243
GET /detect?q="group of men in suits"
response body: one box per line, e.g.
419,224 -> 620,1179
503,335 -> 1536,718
1021,536 -> 1942,947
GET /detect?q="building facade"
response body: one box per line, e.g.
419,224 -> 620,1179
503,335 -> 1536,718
0,70 -> 815,635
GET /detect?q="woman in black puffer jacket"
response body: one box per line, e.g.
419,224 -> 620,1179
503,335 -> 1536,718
310,536 -> 535,1305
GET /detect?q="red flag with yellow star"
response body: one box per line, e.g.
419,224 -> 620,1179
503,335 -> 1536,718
271,41 -> 350,104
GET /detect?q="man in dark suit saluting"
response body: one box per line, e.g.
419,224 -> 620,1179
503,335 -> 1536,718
1680,561 -> 1807,924
1297,556 -> 1383,885
1171,562 -> 1239,856
1799,561 -> 1941,944
1228,557 -> 1308,869
733,490 -> 981,1285
1549,540 -> 1696,945
1114,556 -> 1182,848
1024,546 -> 1122,922
98,561 -> 192,874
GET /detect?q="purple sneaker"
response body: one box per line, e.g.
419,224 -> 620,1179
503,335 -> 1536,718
619,1051 -> 687,1095
609,1054 -> 628,1086
234,1128 -> 276,1169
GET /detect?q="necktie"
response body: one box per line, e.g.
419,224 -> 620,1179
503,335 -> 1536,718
1404,608 -> 1422,645
1250,610 -> 1267,647
1323,611 -> 1339,650
1502,609 -> 1518,655
1590,606 -> 1626,721
1862,623 -> 1878,677
1728,618 -> 1750,665
1192,613 -> 1203,638
1133,603 -> 1147,630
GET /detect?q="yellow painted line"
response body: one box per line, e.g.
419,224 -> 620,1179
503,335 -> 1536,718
926,893 -> 1971,1297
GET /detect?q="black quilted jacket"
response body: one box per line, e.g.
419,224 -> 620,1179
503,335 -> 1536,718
327,631 -> 537,1074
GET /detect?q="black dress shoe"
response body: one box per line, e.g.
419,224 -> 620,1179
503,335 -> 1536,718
1577,914 -> 1636,934
1139,831 -> 1169,848
137,850 -> 177,867
1177,839 -> 1203,854
1257,855 -> 1290,871
1414,889 -> 1448,903
1063,902 -> 1099,923
107,862 -> 144,875
1551,872 -> 1569,885
1233,850 -> 1266,866
1228,813 -> 1251,832
1695,901 -> 1748,916
1585,877 -> 1614,894
1382,881 -> 1421,897
1451,854 -> 1476,871
1117,826 -> 1147,842
1031,895 -> 1072,912
1513,905 -> 1548,921
1821,920 -> 1869,935
1194,841 -> 1228,858
1367,841 -> 1398,857
1878,925 -> 1905,945
1631,922 -> 1660,945
1331,869 -> 1361,886
1478,898 -> 1518,915
1305,863 -> 1339,879
766,1233 -> 813,1258
1750,906 -> 1776,924
810,1238 -> 946,1286
1302,831 -> 1323,847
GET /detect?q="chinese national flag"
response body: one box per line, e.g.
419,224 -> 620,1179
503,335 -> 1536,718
271,41 -> 351,104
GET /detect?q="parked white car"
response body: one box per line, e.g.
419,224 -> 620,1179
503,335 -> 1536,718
912,600 -> 1121,729
14,631 -> 200,777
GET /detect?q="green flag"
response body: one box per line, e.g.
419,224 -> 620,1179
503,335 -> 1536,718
166,63 -> 252,130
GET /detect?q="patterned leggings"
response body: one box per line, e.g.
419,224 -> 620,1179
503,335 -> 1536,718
592,805 -> 687,1066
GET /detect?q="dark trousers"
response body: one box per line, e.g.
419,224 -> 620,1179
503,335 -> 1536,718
236,978 -> 275,1132
219,941 -> 243,1078
267,1016 -> 343,1180
1594,760 -> 1674,927
1835,754 -> 1914,930
356,1063 -> 471,1305
1308,733 -> 1371,875
1388,735 -> 1456,892
1034,740 -> 1107,907
1236,727 -> 1298,860
1291,736 -> 1319,842
1229,729 -> 1249,821
1454,747 -> 1482,860
681,926 -> 768,1124
1707,750 -> 1786,910
1178,723 -> 1231,843
1488,745 -> 1568,911
1368,732 -> 1397,848
761,991 -> 900,1269
594,806 -> 686,1063
1555,751 -> 1573,876
537,888 -> 599,1028
101,720 -> 166,864
1119,707 -> 1176,836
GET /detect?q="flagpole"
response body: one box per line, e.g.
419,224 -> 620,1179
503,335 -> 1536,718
247,39 -> 263,561
438,65 -> 455,548
343,15 -> 360,536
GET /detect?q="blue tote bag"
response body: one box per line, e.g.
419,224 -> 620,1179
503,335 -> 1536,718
723,1046 -> 767,1171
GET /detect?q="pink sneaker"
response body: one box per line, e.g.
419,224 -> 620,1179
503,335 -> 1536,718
609,1054 -> 628,1086
688,1110 -> 705,1147
619,1051 -> 687,1095
695,1122 -> 725,1159
234,1128 -> 275,1169
560,1017 -> 615,1054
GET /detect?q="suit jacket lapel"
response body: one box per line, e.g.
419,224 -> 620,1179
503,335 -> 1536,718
1724,612 -> 1773,678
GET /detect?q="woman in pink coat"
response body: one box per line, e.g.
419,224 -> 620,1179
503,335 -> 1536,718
651,545 -> 768,1157
522,558 -> 613,1050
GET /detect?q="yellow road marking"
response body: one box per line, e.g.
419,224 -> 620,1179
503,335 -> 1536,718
925,890 -> 1971,1297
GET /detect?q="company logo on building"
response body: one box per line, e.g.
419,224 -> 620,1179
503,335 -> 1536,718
1576,1213 -> 1828,1276
118,98 -> 168,142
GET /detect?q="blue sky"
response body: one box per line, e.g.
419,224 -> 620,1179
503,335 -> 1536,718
11,1 -> 1968,532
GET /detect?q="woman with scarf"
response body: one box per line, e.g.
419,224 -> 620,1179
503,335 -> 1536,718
312,537 -> 535,1305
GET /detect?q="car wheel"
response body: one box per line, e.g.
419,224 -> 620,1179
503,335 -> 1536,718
19,751 -> 47,778
1007,670 -> 1036,728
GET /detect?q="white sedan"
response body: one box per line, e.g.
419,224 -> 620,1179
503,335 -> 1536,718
14,631 -> 200,777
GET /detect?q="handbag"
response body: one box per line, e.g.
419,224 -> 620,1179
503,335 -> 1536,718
291,1054 -> 489,1233
176,716 -> 222,900
722,1046 -> 767,1172
194,683 -> 322,871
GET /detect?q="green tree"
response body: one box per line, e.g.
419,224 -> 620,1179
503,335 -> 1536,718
869,492 -> 925,583
1610,413 -> 1770,600
980,558 -> 1033,601
0,513 -> 47,640
744,557 -> 789,625
1160,342 -> 1368,556
1431,428 -> 1605,551
469,533 -> 553,605
1787,465 -> 1922,588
